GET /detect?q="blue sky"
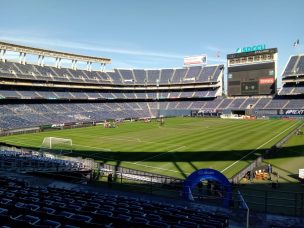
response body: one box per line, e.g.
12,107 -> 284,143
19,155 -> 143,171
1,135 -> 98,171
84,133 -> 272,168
1,0 -> 304,88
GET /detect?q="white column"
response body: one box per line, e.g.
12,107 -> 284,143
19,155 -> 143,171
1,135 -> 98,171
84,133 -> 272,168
0,49 -> 5,62
41,56 -> 45,66
58,58 -> 62,68
56,58 -> 62,68
86,61 -> 89,71
73,60 -> 77,70
19,52 -> 23,64
38,55 -> 41,65
22,53 -> 26,64
101,63 -> 105,71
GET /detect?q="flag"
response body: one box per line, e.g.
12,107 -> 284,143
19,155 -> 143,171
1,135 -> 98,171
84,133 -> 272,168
215,51 -> 221,58
293,39 -> 299,47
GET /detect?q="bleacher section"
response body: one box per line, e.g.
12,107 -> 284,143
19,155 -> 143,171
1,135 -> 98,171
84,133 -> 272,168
0,90 -> 218,100
280,54 -> 304,95
0,150 -> 84,172
1,97 -> 303,130
0,60 -> 223,86
0,53 -> 304,131
0,175 -> 229,227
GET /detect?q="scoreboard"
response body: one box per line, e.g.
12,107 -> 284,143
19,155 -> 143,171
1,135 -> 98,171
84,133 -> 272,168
227,48 -> 277,96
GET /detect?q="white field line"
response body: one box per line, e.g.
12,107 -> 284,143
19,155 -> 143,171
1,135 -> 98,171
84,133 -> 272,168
2,133 -> 180,152
133,146 -> 186,164
1,137 -> 112,152
1,137 -> 187,174
169,146 -> 187,152
1,136 -> 186,174
221,121 -> 301,173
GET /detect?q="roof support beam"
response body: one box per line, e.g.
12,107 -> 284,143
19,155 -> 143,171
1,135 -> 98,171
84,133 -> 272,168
87,61 -> 92,71
0,49 -> 6,62
55,57 -> 62,68
19,52 -> 26,64
0,41 -> 111,65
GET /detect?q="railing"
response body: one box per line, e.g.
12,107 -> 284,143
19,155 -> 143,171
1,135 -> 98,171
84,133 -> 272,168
229,157 -> 262,184
100,163 -> 183,186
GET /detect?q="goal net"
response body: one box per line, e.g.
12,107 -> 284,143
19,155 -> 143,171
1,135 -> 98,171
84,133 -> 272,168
40,137 -> 73,155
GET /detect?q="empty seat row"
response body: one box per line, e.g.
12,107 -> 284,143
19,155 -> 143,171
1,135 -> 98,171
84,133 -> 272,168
0,175 -> 229,227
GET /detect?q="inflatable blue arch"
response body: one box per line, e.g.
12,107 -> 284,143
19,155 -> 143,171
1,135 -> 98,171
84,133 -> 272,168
182,168 -> 232,207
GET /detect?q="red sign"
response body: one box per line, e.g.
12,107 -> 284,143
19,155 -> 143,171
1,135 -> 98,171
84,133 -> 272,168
259,77 -> 274,85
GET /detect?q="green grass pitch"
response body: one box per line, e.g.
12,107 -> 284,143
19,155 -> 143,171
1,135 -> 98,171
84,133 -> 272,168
0,117 -> 303,179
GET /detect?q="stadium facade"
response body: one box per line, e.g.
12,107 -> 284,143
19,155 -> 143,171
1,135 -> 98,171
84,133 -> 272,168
0,41 -> 303,133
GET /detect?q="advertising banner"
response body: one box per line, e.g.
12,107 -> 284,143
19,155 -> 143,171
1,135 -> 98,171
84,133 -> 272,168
184,55 -> 207,66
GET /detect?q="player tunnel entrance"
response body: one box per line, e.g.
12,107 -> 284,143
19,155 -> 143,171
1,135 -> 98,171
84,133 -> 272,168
232,110 -> 245,115
182,168 -> 232,207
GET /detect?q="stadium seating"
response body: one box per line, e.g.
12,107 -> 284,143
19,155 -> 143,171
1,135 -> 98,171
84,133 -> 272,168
279,86 -> 294,95
227,98 -> 246,109
265,99 -> 288,109
297,56 -> 304,75
118,69 -> 135,84
1,95 -> 304,130
282,56 -> 299,77
284,99 -> 304,109
147,70 -> 160,85
171,69 -> 187,84
0,57 -> 304,131
0,174 -> 229,227
253,98 -> 272,109
0,150 -> 84,172
160,69 -> 174,84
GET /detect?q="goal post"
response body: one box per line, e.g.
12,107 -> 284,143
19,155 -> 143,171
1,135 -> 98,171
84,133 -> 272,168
40,137 -> 73,155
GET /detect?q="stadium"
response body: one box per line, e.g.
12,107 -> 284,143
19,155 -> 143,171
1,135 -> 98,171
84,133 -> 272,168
0,1 -> 304,227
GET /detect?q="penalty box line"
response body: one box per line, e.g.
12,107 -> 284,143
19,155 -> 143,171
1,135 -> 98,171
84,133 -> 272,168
221,121 -> 301,173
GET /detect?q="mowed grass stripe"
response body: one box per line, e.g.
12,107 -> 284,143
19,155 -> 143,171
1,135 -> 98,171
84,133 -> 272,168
132,121 -> 284,178
115,119 -> 255,155
141,120 -> 257,152
0,118 -> 301,179
0,119 -> 290,153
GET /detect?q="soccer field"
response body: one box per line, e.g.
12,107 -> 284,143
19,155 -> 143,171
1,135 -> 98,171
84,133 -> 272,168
0,117 -> 302,179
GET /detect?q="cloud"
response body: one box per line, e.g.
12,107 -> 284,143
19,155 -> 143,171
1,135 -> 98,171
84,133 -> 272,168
0,31 -> 227,66
0,35 -> 184,60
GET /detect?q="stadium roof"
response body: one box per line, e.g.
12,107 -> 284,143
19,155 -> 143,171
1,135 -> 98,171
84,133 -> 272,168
0,41 -> 111,64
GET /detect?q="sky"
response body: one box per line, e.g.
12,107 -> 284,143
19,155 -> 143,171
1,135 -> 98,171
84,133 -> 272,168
1,0 -> 304,88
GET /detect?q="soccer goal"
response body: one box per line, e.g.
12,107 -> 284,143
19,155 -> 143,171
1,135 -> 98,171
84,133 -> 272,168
40,137 -> 73,155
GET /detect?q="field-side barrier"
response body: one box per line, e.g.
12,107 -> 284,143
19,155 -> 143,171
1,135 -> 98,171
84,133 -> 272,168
100,163 -> 184,186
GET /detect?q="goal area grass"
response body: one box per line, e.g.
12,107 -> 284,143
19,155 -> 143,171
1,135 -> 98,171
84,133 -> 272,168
0,117 -> 303,179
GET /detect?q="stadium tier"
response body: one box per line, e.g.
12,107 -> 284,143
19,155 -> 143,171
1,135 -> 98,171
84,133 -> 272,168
0,174 -> 229,227
0,60 -> 223,85
0,47 -> 304,132
1,98 -> 304,130
0,42 -> 304,228
280,54 -> 304,96
0,150 -> 84,172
